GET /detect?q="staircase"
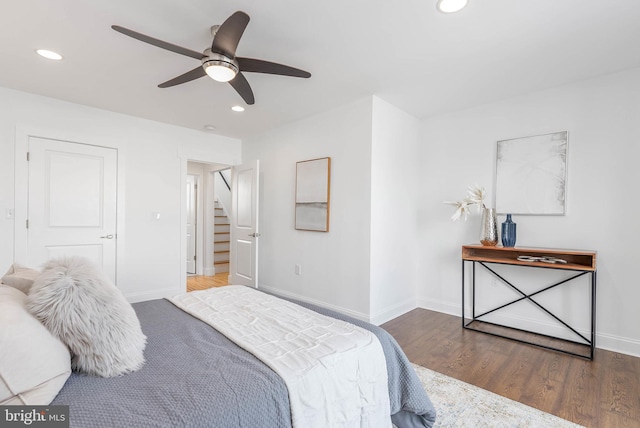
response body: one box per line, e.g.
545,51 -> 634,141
213,200 -> 230,273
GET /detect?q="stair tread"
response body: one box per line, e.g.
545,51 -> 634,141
214,250 -> 230,254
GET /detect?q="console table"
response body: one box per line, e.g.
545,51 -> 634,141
461,245 -> 597,359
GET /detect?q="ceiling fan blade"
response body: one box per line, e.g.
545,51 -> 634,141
112,25 -> 204,60
211,11 -> 250,58
228,72 -> 255,105
236,57 -> 311,78
158,66 -> 207,88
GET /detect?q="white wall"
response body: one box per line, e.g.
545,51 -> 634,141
242,96 -> 423,324
242,98 -> 374,319
370,97 -> 421,324
418,67 -> 640,356
0,87 -> 240,301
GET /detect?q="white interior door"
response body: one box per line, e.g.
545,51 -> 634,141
27,137 -> 118,282
186,174 -> 197,274
229,160 -> 259,287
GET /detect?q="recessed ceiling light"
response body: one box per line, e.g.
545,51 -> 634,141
203,124 -> 217,131
231,105 -> 245,112
436,0 -> 468,13
36,49 -> 63,60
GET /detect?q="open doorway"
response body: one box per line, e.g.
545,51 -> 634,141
185,162 -> 231,291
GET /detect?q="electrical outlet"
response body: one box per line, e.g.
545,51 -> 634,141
295,264 -> 302,276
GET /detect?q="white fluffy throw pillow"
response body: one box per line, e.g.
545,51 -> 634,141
26,257 -> 147,377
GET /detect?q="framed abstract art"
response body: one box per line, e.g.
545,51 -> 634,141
295,157 -> 331,231
495,131 -> 568,215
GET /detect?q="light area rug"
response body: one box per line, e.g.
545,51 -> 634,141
412,364 -> 585,428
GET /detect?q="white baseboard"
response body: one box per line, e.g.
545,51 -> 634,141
370,299 -> 417,326
417,296 -> 460,317
258,283 -> 371,323
203,267 -> 216,276
596,332 -> 640,358
257,284 -> 416,326
417,296 -> 640,358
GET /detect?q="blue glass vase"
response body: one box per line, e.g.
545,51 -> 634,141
501,214 -> 517,247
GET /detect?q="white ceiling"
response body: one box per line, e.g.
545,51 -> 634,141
2,0 -> 640,139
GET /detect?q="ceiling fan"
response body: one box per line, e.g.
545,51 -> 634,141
112,11 -> 311,105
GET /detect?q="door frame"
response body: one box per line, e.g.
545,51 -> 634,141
13,125 -> 126,284
186,162 -> 218,277
178,149 -> 238,290
186,173 -> 198,275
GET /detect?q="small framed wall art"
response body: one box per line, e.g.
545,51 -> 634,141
295,157 -> 331,231
495,131 -> 568,215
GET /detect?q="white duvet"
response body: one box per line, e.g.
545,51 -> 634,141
170,286 -> 391,428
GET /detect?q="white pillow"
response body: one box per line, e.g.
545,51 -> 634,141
26,256 -> 147,377
0,285 -> 71,405
1,264 -> 40,294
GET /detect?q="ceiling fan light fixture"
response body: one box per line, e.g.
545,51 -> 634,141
203,59 -> 238,82
113,11 -> 310,107
436,0 -> 468,13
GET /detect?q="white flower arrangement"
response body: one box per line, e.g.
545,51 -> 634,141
444,184 -> 487,221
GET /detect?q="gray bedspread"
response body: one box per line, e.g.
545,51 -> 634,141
52,294 -> 436,427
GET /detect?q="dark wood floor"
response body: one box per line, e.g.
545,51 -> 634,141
382,308 -> 640,428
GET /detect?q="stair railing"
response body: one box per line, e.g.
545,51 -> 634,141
218,170 -> 230,191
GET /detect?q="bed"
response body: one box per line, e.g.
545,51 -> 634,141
49,287 -> 436,427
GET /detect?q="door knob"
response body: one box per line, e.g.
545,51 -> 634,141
248,233 -> 261,237
100,234 -> 114,239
